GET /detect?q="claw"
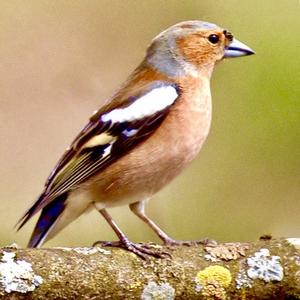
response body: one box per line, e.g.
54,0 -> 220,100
93,240 -> 171,259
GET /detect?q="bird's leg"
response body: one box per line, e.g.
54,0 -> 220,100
93,208 -> 169,259
129,201 -> 217,247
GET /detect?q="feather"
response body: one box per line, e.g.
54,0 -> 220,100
17,82 -> 180,228
27,193 -> 68,247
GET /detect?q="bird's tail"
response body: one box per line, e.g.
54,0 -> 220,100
27,193 -> 68,248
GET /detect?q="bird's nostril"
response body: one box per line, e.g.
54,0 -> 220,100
224,30 -> 234,41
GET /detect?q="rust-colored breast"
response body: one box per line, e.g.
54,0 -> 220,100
87,72 -> 212,206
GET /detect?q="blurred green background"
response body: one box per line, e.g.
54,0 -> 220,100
0,0 -> 299,248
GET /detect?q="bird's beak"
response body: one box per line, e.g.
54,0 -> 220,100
224,38 -> 255,58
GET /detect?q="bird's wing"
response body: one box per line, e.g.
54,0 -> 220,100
18,82 -> 180,228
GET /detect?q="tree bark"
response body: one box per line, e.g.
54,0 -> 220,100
0,238 -> 299,299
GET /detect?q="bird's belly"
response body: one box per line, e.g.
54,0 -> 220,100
86,98 -> 211,208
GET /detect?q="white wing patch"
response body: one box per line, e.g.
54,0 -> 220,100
101,85 -> 178,124
122,128 -> 139,137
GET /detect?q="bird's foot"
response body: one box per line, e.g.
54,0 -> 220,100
163,237 -> 217,247
93,239 -> 170,260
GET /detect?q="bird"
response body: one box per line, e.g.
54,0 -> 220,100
17,20 -> 254,258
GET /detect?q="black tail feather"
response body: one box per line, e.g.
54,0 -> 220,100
27,193 -> 68,248
16,193 -> 46,231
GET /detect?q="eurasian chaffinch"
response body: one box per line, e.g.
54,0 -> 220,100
17,20 -> 254,258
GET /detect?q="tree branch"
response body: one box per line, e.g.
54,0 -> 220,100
0,238 -> 299,299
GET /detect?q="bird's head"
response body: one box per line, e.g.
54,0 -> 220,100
146,20 -> 254,77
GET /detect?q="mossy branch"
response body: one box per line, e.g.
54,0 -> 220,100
0,238 -> 299,299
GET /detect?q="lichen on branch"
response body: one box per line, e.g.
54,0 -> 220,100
0,238 -> 299,299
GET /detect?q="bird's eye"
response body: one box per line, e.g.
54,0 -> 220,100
208,34 -> 219,44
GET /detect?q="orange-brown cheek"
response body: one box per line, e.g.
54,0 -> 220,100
177,36 -> 215,66
215,48 -> 225,61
